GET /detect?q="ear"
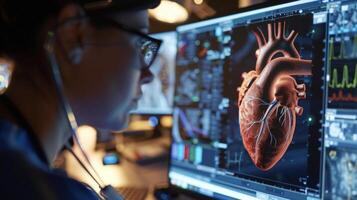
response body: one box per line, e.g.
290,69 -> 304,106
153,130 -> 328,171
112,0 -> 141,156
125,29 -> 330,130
56,4 -> 87,65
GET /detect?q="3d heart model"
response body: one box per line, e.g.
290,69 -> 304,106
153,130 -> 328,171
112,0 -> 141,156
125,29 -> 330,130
237,22 -> 312,171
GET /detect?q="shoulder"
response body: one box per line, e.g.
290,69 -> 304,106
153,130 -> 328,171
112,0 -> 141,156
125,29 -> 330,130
0,150 -> 99,200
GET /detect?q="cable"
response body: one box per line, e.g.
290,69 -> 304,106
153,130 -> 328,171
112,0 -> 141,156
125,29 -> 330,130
64,144 -> 103,189
45,26 -> 125,200
45,32 -> 105,189
72,132 -> 105,186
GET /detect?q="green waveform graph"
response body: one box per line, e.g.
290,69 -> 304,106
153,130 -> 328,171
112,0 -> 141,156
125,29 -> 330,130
328,35 -> 357,60
329,64 -> 357,89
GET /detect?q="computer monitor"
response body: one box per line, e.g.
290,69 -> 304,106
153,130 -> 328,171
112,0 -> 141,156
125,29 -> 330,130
169,0 -> 357,199
130,31 -> 177,115
323,1 -> 357,199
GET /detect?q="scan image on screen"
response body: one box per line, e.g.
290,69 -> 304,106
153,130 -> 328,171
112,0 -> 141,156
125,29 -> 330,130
324,147 -> 357,200
237,21 -> 312,171
172,12 -> 325,196
131,31 -> 177,114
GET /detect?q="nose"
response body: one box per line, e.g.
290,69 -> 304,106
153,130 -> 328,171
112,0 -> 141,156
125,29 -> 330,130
139,68 -> 154,85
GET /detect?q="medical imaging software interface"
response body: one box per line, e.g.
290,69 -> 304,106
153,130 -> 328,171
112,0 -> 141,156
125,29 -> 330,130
169,0 -> 357,200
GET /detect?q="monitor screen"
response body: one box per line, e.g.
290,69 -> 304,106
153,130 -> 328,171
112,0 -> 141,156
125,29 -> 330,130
323,1 -> 357,199
169,0 -> 334,199
131,31 -> 177,114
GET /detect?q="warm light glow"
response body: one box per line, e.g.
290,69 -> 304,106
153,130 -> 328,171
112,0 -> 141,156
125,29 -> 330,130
239,0 -> 266,8
0,58 -> 14,95
194,0 -> 204,5
128,120 -> 153,130
77,125 -> 97,135
149,0 -> 189,24
76,125 -> 97,152
161,116 -> 173,128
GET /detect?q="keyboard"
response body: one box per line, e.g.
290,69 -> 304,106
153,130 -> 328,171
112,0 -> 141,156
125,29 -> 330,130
115,187 -> 149,200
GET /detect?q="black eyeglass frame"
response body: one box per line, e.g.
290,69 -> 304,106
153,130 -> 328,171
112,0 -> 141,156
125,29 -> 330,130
54,15 -> 163,70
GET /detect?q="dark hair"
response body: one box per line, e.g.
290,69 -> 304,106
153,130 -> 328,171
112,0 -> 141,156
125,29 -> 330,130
0,0 -> 74,58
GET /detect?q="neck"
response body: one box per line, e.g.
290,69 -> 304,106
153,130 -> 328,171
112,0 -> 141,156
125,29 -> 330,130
2,67 -> 70,164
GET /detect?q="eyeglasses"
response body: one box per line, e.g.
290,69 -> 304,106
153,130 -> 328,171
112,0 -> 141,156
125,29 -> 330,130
56,16 -> 163,70
90,18 -> 163,70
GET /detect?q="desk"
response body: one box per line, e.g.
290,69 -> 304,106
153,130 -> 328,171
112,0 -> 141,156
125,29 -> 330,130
64,136 -> 169,200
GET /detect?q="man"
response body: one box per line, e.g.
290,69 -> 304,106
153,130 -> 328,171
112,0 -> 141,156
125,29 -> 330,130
0,0 -> 161,199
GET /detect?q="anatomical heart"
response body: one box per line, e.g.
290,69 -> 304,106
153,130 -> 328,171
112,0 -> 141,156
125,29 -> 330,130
237,21 -> 312,171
